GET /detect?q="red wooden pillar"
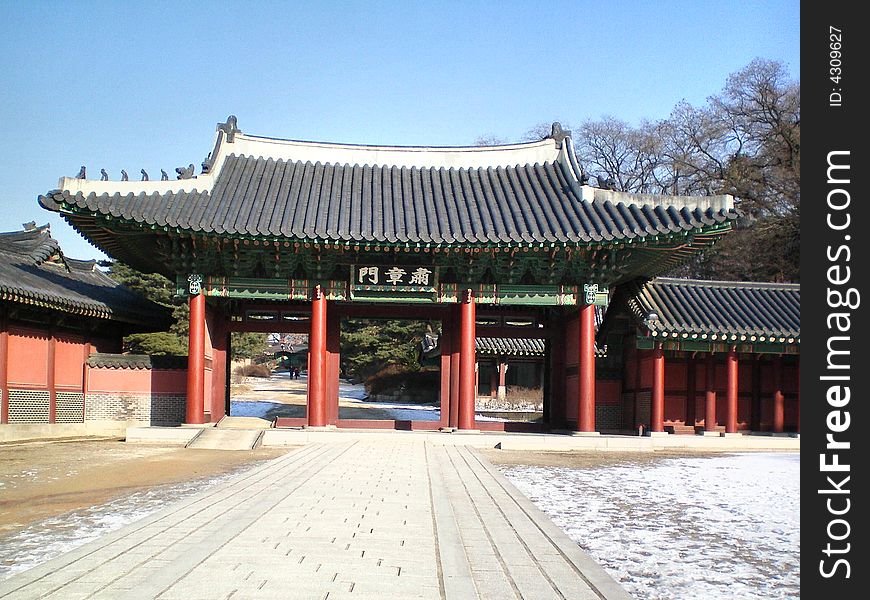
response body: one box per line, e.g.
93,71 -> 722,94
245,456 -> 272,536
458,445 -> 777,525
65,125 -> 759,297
577,303 -> 596,432
772,356 -> 784,433
750,356 -> 762,430
650,346 -> 665,432
497,360 -> 507,399
326,310 -> 341,425
457,290 -> 476,430
186,292 -> 206,425
439,315 -> 452,427
726,348 -> 739,433
796,357 -> 800,433
685,355 -> 696,427
82,341 -> 92,421
47,328 -> 56,423
489,359 -> 498,398
208,307 -> 228,422
308,286 -> 328,427
449,305 -> 461,428
0,310 -> 9,424
549,317 -> 566,429
704,353 -> 717,431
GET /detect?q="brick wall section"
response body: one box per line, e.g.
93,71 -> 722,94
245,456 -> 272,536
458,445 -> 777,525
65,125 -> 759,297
595,404 -> 622,429
85,392 -> 185,425
635,390 -> 651,427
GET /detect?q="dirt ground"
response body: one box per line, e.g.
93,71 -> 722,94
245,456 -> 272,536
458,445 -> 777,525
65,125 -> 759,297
0,439 -> 292,536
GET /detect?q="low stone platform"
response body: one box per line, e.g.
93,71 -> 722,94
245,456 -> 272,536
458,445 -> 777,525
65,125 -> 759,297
125,425 -> 801,452
0,439 -> 631,600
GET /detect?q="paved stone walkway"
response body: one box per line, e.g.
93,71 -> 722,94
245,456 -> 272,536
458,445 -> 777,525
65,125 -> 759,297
0,440 -> 630,600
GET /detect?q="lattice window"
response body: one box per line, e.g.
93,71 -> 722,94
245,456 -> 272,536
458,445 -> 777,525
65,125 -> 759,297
7,390 -> 50,423
56,392 -> 85,423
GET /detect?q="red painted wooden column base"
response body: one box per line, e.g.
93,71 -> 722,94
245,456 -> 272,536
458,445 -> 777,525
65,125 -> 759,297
186,292 -> 206,425
489,360 -> 498,399
704,353 -> 717,432
0,311 -> 8,424
577,303 -> 596,432
795,357 -> 800,434
457,290 -> 476,430
439,314 -> 452,428
772,356 -> 784,433
650,346 -> 665,432
326,311 -> 341,425
726,349 -> 739,433
685,355 -> 696,428
308,286 -> 328,427
449,305 -> 461,428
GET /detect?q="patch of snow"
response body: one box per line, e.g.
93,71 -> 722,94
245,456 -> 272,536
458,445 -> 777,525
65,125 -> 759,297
500,452 -> 799,600
230,400 -> 284,419
0,469 -> 247,580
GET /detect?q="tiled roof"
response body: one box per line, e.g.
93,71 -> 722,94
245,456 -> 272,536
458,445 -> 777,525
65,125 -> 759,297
42,157 -> 737,246
40,118 -> 738,249
0,225 -> 171,326
628,278 -> 800,343
86,353 -> 187,370
476,337 -> 545,357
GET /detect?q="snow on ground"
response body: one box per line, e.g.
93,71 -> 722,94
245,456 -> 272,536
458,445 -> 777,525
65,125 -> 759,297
232,375 -> 516,422
500,452 -> 800,600
0,473 -> 239,580
230,400 -> 285,418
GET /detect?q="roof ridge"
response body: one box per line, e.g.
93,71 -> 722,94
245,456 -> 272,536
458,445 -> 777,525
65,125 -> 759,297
652,277 -> 800,289
0,224 -> 61,265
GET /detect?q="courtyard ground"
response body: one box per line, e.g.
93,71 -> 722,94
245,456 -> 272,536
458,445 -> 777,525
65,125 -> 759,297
0,439 -> 290,536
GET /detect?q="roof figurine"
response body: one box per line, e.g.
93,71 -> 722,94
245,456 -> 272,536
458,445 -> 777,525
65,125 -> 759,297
596,175 -> 618,191
175,163 -> 195,179
121,169 -> 129,181
76,166 -> 86,179
160,169 -> 169,181
217,114 -> 240,143
548,122 -> 570,148
100,168 -> 108,181
141,169 -> 149,181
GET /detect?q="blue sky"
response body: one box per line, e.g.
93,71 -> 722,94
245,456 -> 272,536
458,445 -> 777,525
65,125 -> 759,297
1,0 -> 799,262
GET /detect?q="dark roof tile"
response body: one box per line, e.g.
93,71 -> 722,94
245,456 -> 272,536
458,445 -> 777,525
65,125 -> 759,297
629,278 -> 800,342
0,225 -> 172,326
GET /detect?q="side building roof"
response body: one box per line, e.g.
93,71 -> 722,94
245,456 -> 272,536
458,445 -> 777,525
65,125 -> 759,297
626,277 -> 800,344
0,224 -> 172,327
39,117 -> 739,281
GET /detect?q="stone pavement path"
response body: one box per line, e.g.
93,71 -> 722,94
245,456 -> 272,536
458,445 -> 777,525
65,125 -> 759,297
0,440 -> 630,600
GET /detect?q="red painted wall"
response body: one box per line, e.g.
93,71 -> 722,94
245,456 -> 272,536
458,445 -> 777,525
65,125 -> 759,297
621,346 -> 800,432
6,327 -> 49,387
88,367 -> 187,394
597,379 -> 622,405
55,334 -> 87,389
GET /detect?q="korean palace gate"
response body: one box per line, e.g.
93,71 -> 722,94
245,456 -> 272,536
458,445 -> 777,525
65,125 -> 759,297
37,117 -> 799,434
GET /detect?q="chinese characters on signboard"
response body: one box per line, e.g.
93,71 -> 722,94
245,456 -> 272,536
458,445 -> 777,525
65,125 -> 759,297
354,265 -> 436,288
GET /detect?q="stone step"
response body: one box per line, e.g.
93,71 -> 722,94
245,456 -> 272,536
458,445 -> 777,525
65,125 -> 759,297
185,427 -> 264,450
217,415 -> 274,429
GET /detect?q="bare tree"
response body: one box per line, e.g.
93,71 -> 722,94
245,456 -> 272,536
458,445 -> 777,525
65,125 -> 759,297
474,60 -> 800,281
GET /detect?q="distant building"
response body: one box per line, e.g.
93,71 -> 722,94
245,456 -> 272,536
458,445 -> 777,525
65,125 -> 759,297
1,224 -> 172,436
